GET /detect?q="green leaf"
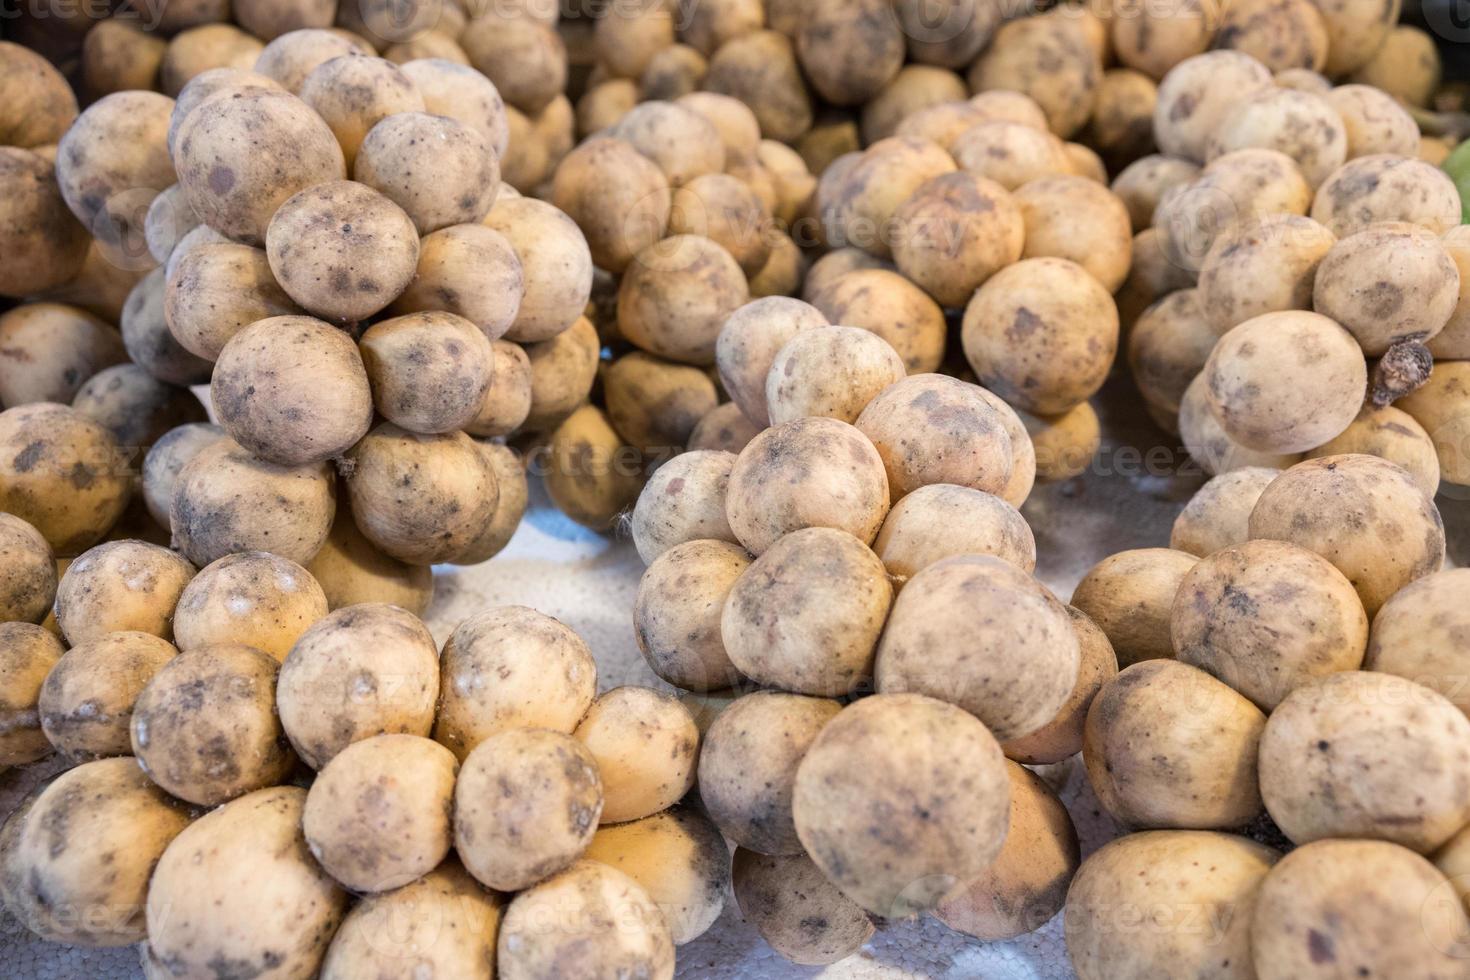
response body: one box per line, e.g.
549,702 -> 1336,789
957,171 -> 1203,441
1443,139 -> 1470,224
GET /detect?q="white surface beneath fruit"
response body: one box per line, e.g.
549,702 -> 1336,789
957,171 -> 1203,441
5,373 -> 1467,979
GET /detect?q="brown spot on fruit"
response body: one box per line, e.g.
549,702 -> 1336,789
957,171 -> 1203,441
1307,928 -> 1335,964
12,441 -> 44,472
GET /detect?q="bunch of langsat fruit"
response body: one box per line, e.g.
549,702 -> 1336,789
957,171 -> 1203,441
0,535 -> 716,976
0,0 -> 630,592
1078,26 -> 1470,979
625,293 -> 1089,960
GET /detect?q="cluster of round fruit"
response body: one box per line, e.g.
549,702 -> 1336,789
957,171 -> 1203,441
1112,46 -> 1469,491
614,289 -> 1117,961
1058,442 -> 1467,978
0,8 -> 627,590
0,520 -> 724,976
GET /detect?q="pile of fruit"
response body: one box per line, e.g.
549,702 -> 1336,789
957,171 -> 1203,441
0,0 -> 1469,977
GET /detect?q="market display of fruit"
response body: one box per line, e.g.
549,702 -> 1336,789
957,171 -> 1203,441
2,0 -> 1470,977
